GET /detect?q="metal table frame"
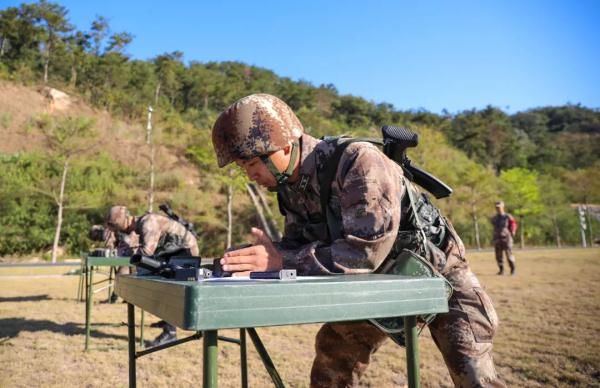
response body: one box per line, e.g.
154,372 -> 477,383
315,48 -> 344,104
84,256 -> 144,351
117,274 -> 448,388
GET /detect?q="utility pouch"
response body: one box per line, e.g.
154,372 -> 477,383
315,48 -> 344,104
369,248 -> 453,346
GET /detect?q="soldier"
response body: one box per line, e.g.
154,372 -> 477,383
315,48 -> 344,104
490,201 -> 517,275
105,205 -> 199,346
88,224 -> 139,303
212,94 -> 505,387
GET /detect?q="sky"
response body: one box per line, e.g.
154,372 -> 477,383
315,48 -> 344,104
3,0 -> 600,113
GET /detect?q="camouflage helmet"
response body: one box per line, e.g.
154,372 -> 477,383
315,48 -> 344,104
106,205 -> 131,232
212,94 -> 304,168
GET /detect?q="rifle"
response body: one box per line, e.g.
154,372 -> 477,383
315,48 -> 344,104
158,203 -> 199,238
381,125 -> 453,199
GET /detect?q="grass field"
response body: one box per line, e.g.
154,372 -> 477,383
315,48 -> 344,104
1,248 -> 599,387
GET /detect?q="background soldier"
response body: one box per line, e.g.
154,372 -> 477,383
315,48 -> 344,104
105,205 -> 199,346
212,94 -> 505,387
491,201 -> 517,275
88,225 -> 139,303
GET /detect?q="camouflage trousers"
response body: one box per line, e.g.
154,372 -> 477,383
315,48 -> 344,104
494,240 -> 515,272
310,269 -> 506,388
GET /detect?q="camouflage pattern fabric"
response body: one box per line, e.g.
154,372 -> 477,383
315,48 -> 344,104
134,213 -> 199,256
491,214 -> 513,244
490,214 -> 515,271
276,134 -> 505,387
115,231 -> 140,257
212,93 -> 304,168
92,225 -> 139,275
276,134 -> 404,274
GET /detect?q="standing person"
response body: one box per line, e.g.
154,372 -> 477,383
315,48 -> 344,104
211,94 -> 505,387
490,201 -> 517,276
105,205 -> 199,346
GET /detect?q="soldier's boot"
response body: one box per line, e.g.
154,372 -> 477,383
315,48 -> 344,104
149,320 -> 167,328
109,292 -> 118,304
496,266 -> 504,275
147,324 -> 177,347
509,261 -> 516,276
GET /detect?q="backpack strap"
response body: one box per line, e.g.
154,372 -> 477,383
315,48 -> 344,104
317,137 -> 381,242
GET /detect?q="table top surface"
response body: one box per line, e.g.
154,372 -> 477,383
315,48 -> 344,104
115,274 -> 448,330
86,256 -> 131,266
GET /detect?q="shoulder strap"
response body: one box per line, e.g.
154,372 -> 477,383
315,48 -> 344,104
404,178 -> 428,244
317,137 -> 381,242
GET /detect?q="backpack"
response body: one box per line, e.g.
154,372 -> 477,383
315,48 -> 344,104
316,135 -> 453,346
508,215 -> 518,235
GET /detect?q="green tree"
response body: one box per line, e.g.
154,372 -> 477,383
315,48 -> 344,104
64,30 -> 89,88
29,0 -> 73,83
500,168 -> 543,248
153,51 -> 184,107
34,114 -> 97,262
537,175 -> 571,247
89,15 -> 108,56
455,163 -> 497,249
0,4 -> 43,77
183,62 -> 221,111
445,106 -> 535,173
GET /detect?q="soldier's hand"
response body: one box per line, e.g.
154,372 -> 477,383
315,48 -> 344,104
221,227 -> 283,276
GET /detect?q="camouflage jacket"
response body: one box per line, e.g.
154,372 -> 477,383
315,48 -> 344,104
134,213 -> 199,257
276,134 -> 467,277
491,213 -> 513,242
104,228 -> 140,256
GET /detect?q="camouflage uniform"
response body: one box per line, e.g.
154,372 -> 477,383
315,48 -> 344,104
90,224 -> 139,271
212,94 -> 504,387
102,228 -> 140,257
490,213 -> 515,274
109,229 -> 139,279
134,212 -> 199,343
276,134 -> 504,387
134,213 -> 199,257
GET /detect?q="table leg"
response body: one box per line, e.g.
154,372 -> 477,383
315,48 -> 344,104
139,309 -> 145,348
128,303 -> 137,388
85,265 -> 94,351
108,266 -> 114,301
404,315 -> 420,388
240,329 -> 247,388
203,330 -> 218,388
77,259 -> 84,301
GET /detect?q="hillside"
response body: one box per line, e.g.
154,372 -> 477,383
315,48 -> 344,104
1,77 -> 599,258
0,81 -> 200,186
1,0 -> 599,257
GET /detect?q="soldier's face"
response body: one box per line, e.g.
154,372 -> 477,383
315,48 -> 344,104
236,146 -> 292,188
236,157 -> 278,188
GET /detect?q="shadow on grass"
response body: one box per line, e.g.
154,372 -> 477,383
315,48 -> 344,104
0,294 -> 51,303
0,317 -> 128,341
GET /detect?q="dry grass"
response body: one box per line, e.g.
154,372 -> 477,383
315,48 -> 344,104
0,81 -> 202,188
1,248 -> 599,387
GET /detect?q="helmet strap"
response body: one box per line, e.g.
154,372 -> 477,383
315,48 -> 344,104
260,141 -> 299,189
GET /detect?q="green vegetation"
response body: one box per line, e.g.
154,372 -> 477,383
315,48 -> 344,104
0,1 -> 599,258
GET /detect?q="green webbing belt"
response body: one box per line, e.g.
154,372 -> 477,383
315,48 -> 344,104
261,141 -> 299,188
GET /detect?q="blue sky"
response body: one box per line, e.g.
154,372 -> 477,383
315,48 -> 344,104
3,0 -> 600,113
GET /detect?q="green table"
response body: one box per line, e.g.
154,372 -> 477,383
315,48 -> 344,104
84,256 -> 143,351
116,274 -> 448,388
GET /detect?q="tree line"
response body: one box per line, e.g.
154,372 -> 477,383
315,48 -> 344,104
0,1 -> 598,258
